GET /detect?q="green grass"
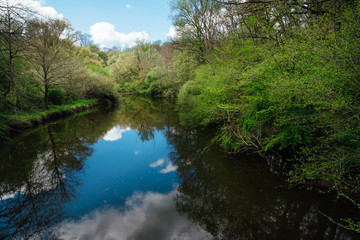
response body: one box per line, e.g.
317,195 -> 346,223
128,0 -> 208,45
5,99 -> 97,130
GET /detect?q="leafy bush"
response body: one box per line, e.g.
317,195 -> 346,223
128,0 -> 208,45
87,64 -> 110,77
86,75 -> 119,103
48,89 -> 65,105
140,67 -> 167,96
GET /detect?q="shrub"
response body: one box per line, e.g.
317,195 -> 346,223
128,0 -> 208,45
48,89 -> 65,105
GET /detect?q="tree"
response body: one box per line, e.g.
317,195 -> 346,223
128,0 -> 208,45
25,19 -> 76,109
0,0 -> 32,109
75,31 -> 92,47
110,51 -> 139,85
213,0 -> 346,45
170,0 -> 224,63
75,46 -> 104,67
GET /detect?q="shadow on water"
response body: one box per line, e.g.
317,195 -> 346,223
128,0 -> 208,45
166,127 -> 360,240
0,96 -> 359,239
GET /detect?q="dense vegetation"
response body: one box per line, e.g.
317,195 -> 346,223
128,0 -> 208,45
1,0 -> 359,232
107,0 -> 360,232
166,0 -> 358,187
165,0 -> 360,232
102,0 -> 359,200
0,1 -> 118,137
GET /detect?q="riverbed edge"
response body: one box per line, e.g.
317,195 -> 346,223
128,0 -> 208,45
4,99 -> 98,136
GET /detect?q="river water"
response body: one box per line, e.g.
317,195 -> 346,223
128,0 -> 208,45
0,97 -> 359,240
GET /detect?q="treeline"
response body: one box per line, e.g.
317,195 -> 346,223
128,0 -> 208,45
0,1 -> 118,136
154,0 -> 360,204
1,0 -> 359,232
108,41 -> 178,97
102,0 -> 360,203
1,0 -> 359,205
105,0 -> 360,227
165,0 -> 360,231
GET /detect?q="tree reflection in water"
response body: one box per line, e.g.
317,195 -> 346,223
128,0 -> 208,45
112,97 -> 178,142
0,96 -> 179,239
167,127 -> 359,240
0,124 -> 93,239
0,97 -> 359,239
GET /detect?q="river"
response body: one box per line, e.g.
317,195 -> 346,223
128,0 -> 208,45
0,97 -> 359,239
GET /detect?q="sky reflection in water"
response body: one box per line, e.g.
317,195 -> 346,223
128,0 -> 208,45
55,124 -> 206,239
64,125 -> 179,219
1,97 -> 359,240
55,190 -> 212,240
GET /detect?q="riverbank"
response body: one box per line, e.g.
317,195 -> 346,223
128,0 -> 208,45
0,99 -> 98,137
2,96 -> 358,239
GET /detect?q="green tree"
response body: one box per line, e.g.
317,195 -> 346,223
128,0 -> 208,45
0,0 -> 31,110
110,51 -> 139,84
75,46 -> 104,67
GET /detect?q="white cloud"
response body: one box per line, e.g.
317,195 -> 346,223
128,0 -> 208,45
149,159 -> 165,168
54,191 -> 213,240
103,126 -> 131,142
166,25 -> 178,39
126,4 -> 131,9
4,0 -> 63,19
160,162 -> 177,174
90,22 -> 151,49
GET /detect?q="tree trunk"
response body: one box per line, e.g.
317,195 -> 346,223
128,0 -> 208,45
44,85 -> 49,110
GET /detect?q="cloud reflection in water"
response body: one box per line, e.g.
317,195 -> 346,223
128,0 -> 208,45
160,162 -> 177,174
149,159 -> 177,174
149,159 -> 165,168
54,191 -> 213,240
103,126 -> 131,142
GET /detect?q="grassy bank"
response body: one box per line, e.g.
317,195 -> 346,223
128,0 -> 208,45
0,99 -> 97,137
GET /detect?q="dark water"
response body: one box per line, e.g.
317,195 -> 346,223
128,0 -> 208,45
0,97 -> 359,240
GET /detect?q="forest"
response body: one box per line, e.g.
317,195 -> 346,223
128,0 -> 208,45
1,0 -> 359,232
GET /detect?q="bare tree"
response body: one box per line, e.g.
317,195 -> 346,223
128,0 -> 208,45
213,0 -> 342,44
75,31 -> 93,47
25,18 -> 76,109
170,0 -> 224,63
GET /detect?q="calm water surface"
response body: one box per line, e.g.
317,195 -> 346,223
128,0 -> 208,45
0,97 -> 359,240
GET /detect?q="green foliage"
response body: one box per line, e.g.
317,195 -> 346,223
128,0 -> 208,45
0,17 -> 119,137
86,75 -> 119,103
109,51 -> 139,85
141,67 -> 166,96
87,63 -> 110,77
177,80 -> 205,127
108,42 -> 176,96
177,60 -> 241,127
48,89 -> 65,105
0,111 -> 10,139
320,193 -> 360,234
75,47 -> 104,67
174,0 -> 360,205
172,49 -> 198,84
4,99 -> 97,131
75,46 -> 110,77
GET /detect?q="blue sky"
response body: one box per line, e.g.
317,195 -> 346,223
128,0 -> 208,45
27,0 -> 176,48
